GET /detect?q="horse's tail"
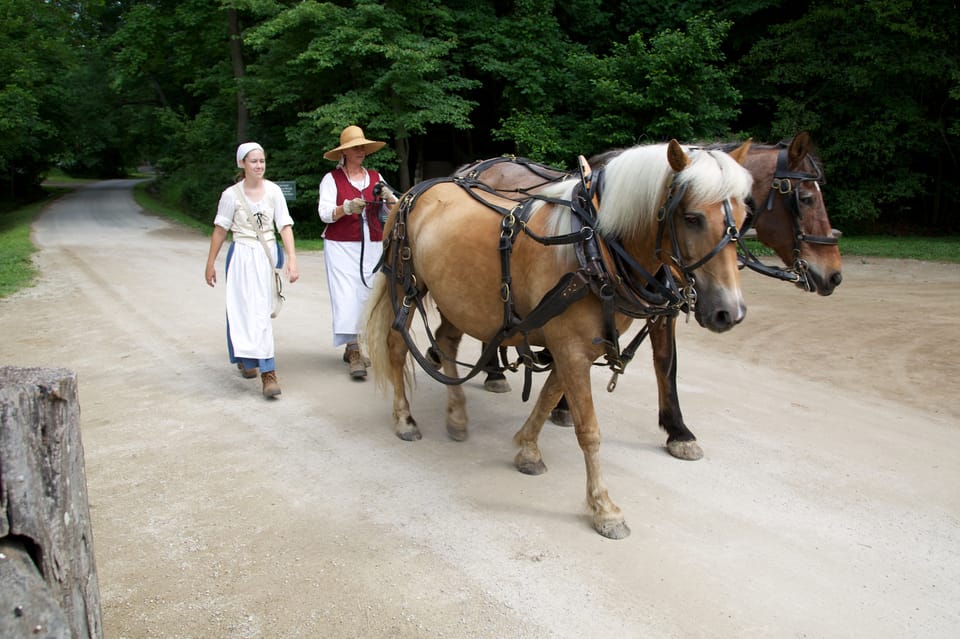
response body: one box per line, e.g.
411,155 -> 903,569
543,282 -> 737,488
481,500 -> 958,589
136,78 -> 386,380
362,272 -> 411,395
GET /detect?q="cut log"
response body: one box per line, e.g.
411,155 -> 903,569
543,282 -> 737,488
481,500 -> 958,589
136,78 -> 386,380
0,367 -> 102,639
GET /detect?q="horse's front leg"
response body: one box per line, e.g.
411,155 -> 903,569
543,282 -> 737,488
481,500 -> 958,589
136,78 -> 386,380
562,368 -> 630,539
512,370 -> 563,475
387,326 -> 421,441
649,317 -> 703,460
436,316 -> 468,441
514,366 -> 630,539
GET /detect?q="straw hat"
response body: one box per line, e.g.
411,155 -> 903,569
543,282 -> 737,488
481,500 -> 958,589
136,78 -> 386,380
323,125 -> 386,161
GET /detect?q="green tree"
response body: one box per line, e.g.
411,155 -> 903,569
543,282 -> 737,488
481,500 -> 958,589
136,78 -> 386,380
244,0 -> 479,191
490,13 -> 742,165
106,0 -> 256,215
0,0 -> 78,198
742,0 -> 960,230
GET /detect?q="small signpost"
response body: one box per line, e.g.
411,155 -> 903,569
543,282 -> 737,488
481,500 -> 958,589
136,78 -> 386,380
275,181 -> 297,202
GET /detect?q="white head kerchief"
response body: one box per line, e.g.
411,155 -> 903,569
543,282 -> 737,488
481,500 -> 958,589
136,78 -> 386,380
236,142 -> 264,167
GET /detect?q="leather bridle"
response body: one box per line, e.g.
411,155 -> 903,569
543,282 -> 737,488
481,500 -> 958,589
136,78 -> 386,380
737,143 -> 838,289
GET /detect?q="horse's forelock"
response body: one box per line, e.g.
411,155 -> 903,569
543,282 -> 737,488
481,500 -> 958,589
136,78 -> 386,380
678,149 -> 753,205
595,144 -> 674,238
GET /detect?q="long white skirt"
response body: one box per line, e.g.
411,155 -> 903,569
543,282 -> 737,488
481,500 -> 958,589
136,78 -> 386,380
226,240 -> 277,359
323,230 -> 383,347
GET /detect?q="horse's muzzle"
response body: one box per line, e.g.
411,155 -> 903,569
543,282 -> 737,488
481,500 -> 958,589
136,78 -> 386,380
696,299 -> 746,333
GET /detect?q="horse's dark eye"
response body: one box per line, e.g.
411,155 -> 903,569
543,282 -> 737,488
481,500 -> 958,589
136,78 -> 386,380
683,213 -> 704,228
799,192 -> 815,207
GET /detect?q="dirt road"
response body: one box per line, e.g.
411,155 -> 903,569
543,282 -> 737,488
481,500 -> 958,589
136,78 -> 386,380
1,180 -> 958,638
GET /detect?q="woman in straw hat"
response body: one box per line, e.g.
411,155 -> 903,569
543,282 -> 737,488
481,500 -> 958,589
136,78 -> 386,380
205,142 -> 299,398
318,125 -> 397,379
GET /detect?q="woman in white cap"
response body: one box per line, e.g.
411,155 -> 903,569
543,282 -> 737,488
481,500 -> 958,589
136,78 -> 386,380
318,125 -> 397,379
205,142 -> 299,398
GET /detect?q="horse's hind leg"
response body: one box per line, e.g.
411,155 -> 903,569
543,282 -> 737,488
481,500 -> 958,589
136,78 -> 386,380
436,316 -> 468,441
387,326 -> 421,441
649,317 -> 703,460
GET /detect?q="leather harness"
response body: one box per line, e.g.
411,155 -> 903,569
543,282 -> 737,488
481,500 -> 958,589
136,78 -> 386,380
379,162 -> 740,397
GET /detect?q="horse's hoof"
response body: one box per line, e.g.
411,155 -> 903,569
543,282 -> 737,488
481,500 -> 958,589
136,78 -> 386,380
549,408 -> 574,427
483,378 -> 511,393
667,439 -> 703,461
396,428 -> 422,441
446,424 -> 468,442
395,418 -> 422,441
515,456 -> 547,476
595,518 -> 631,540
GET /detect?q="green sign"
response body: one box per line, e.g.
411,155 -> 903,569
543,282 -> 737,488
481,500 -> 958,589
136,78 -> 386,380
275,181 -> 297,201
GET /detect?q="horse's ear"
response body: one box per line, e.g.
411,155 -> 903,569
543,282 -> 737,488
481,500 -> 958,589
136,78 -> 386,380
667,139 -> 689,171
788,131 -> 812,168
728,138 -> 753,165
578,154 -> 592,179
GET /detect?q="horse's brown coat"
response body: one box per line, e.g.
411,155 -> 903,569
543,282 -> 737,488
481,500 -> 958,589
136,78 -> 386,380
365,142 -> 753,538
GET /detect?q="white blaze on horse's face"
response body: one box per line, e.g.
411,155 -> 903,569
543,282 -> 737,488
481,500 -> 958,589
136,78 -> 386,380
678,198 -> 749,332
667,141 -> 752,332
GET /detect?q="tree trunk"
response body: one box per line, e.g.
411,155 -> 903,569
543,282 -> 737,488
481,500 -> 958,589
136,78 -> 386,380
227,9 -> 249,143
396,136 -> 411,191
0,367 -> 102,639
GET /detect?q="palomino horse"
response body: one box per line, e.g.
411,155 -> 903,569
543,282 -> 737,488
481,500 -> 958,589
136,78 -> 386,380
365,141 -> 753,538
457,132 -> 842,460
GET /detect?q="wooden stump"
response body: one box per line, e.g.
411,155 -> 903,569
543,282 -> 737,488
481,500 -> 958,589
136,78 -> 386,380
0,367 -> 102,639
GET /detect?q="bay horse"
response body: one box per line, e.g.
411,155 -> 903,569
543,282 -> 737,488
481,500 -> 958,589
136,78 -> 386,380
457,132 -> 842,460
364,140 -> 754,538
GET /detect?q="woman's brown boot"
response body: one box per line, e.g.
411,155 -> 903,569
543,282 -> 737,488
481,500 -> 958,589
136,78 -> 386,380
261,371 -> 281,398
345,346 -> 367,380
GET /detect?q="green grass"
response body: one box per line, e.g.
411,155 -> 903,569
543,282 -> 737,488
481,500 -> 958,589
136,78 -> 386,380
742,236 -> 960,264
0,192 -> 70,297
836,235 -> 960,263
133,181 -> 210,234
42,168 -> 99,185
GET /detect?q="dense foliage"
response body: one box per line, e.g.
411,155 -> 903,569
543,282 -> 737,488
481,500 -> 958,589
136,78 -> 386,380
3,0 -> 958,236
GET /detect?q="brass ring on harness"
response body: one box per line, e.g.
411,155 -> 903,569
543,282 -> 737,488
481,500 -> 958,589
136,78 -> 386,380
400,246 -> 412,261
500,213 -> 517,238
500,282 -> 511,303
773,178 -> 793,194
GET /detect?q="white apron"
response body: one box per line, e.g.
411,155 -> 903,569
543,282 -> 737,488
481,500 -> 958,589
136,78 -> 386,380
226,239 -> 278,359
323,220 -> 382,347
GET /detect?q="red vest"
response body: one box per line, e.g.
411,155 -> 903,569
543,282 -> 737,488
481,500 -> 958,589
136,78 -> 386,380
324,167 -> 384,242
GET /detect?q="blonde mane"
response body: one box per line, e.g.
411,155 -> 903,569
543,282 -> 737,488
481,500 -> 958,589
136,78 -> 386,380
597,143 -> 752,239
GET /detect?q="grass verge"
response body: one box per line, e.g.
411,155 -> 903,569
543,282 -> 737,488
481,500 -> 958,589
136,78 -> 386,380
835,235 -> 959,263
0,191 -> 73,298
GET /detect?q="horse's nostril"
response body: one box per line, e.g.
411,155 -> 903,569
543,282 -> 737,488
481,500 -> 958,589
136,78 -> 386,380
830,272 -> 843,287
